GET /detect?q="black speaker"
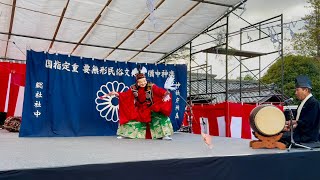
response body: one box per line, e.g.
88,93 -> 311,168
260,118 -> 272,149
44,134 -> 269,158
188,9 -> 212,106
0,112 -> 7,126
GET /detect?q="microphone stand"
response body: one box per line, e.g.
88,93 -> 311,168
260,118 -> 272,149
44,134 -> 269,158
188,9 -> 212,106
286,102 -> 312,151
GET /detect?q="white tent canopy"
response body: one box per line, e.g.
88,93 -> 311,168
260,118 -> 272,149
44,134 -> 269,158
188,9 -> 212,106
0,0 -> 243,63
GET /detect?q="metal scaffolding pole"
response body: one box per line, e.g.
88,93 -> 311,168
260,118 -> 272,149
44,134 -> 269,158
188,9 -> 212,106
225,15 -> 229,101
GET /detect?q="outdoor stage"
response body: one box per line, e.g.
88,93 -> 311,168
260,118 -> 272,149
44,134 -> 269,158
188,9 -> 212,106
0,129 -> 319,180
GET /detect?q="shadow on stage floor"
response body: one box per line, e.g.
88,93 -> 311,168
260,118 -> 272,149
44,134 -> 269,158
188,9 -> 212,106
0,129 -> 319,180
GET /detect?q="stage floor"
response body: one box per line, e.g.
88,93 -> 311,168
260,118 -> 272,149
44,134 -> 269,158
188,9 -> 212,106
0,129 -> 314,171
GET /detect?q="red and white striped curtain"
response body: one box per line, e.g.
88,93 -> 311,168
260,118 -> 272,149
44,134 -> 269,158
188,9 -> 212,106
0,62 -> 26,117
184,102 -> 283,139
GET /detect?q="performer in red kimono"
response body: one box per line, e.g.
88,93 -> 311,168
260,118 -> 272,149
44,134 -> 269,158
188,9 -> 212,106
101,73 -> 173,140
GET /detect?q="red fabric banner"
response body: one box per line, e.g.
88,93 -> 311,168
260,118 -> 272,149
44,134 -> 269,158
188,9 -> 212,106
186,102 -> 283,139
0,73 -> 9,112
0,62 -> 26,116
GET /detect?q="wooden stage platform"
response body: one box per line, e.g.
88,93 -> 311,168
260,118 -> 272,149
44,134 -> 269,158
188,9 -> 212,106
0,129 -> 319,180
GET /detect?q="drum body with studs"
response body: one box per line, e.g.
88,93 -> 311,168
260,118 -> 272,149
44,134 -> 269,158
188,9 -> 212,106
249,104 -> 286,136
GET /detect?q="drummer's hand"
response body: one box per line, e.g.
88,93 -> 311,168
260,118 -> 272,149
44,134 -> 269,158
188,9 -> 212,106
292,120 -> 298,129
289,120 -> 298,127
283,125 -> 290,131
283,120 -> 298,131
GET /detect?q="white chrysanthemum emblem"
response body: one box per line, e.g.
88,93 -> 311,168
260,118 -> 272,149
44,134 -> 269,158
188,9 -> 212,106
95,81 -> 129,122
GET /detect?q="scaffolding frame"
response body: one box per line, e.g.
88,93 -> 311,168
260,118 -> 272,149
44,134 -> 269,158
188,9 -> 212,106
239,15 -> 284,102
162,13 -> 285,104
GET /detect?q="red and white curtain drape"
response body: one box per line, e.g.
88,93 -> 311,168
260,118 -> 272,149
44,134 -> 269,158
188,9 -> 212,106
184,102 -> 283,139
0,62 -> 26,117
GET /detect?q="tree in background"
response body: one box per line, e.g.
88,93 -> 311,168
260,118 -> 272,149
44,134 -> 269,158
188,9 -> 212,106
261,55 -> 320,102
292,0 -> 320,58
236,74 -> 255,81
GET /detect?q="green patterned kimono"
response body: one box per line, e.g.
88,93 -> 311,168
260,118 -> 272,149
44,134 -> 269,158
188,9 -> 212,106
117,112 -> 173,139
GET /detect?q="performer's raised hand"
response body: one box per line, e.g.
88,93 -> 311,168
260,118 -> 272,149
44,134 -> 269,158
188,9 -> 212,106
99,91 -> 119,99
163,93 -> 171,102
108,91 -> 119,96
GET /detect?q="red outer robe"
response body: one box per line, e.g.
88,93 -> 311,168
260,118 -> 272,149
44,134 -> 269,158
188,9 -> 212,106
118,84 -> 172,125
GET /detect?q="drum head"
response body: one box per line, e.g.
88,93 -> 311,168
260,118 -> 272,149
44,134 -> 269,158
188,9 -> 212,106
254,105 -> 285,136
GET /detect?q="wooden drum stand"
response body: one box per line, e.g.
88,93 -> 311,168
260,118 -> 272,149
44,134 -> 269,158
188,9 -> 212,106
249,104 -> 287,150
250,132 -> 286,150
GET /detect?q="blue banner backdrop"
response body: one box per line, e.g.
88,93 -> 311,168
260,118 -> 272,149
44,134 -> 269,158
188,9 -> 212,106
19,50 -> 187,137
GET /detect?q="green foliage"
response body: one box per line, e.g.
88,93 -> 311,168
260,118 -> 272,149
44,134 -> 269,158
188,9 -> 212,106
292,0 -> 320,57
261,55 -> 320,101
243,74 -> 255,81
236,74 -> 255,81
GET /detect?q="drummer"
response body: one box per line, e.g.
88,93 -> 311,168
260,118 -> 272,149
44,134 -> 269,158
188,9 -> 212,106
281,75 -> 320,144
